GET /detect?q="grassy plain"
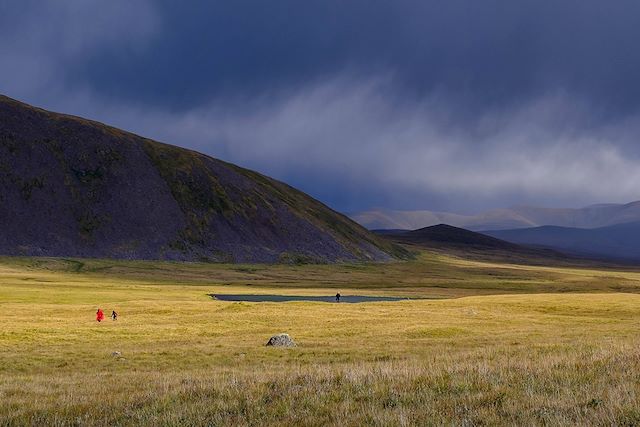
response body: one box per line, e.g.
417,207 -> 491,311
1,252 -> 640,425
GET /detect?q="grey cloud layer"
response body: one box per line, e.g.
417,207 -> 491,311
2,1 -> 640,212
0,0 -> 158,103
49,78 -> 640,212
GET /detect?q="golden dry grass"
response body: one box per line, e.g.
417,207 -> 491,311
1,253 -> 640,425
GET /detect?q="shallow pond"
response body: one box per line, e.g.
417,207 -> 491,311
210,294 -> 423,303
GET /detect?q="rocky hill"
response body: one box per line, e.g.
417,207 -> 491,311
0,95 -> 405,263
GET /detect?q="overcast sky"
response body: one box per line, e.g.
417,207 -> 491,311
3,1 -> 640,214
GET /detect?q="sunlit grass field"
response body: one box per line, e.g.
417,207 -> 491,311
2,252 -> 640,425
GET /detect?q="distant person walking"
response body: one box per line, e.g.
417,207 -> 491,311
335,292 -> 341,302
96,308 -> 105,322
111,310 -> 118,321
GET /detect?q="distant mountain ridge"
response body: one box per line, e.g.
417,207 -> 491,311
486,221 -> 640,261
382,224 -> 525,250
0,94 -> 405,263
378,224 -> 568,263
352,202 -> 640,231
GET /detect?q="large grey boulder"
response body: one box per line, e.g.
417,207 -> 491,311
266,333 -> 296,347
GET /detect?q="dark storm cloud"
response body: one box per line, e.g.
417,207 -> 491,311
3,1 -> 640,213
67,0 -> 640,116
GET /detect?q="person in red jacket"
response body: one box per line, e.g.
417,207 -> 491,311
96,308 -> 105,322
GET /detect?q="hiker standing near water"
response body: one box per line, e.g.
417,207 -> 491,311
111,310 -> 118,321
96,308 -> 104,322
335,292 -> 341,302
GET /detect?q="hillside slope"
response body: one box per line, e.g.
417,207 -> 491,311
0,95 -> 404,263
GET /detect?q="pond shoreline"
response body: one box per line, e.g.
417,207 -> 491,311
210,294 -> 433,303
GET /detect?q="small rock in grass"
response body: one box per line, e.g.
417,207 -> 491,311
266,333 -> 296,347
